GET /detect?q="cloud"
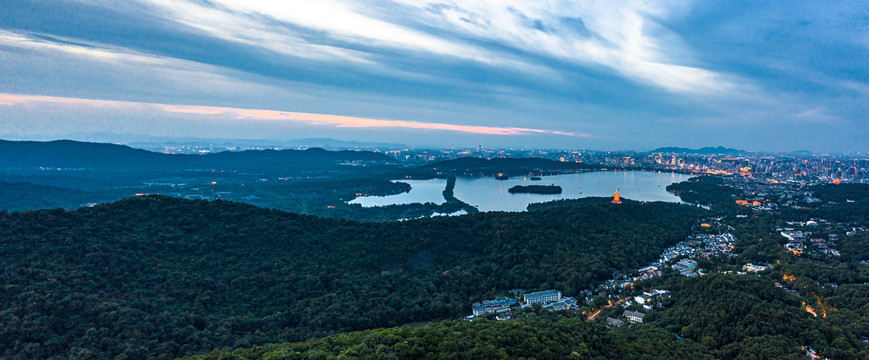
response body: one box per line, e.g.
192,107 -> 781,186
96,0 -> 735,94
2,1 -> 866,152
130,0 -> 374,64
0,30 -> 163,65
0,29 -> 256,93
792,108 -> 840,123
0,93 -> 584,137
385,0 -> 736,93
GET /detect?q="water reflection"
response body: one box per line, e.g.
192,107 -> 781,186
348,179 -> 447,206
350,171 -> 691,212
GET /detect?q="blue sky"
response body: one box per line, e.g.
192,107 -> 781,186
0,0 -> 866,151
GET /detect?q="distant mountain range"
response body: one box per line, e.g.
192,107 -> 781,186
650,146 -> 747,154
17,133 -> 407,150
132,138 -> 405,151
286,138 -> 407,149
0,139 -> 391,171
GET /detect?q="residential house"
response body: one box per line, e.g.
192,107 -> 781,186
606,317 -> 624,327
623,310 -> 645,323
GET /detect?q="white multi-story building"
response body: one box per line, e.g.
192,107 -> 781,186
524,290 -> 562,304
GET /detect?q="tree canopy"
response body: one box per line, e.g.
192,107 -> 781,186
0,195 -> 700,359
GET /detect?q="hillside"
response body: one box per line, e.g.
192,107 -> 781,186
665,176 -> 742,207
0,180 -> 114,211
810,183 -> 869,203
0,139 -> 408,216
0,196 -> 700,359
0,139 -> 391,172
186,317 -> 714,360
180,181 -> 869,360
190,274 -> 862,360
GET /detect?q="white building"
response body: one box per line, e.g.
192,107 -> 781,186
624,310 -> 645,323
742,263 -> 768,272
524,290 -> 562,304
543,297 -> 577,311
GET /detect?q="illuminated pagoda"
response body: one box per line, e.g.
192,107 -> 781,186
612,189 -> 622,204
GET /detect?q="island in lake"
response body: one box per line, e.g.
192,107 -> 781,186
508,185 -> 563,194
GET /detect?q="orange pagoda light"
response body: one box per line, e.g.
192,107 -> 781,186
612,189 -> 622,204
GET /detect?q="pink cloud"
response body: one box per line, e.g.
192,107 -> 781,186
0,93 -> 587,137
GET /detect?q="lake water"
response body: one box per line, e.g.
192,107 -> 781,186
349,171 -> 692,212
348,179 -> 448,207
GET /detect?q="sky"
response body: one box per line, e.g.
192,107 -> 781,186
0,0 -> 866,152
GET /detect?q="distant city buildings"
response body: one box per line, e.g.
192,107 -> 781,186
130,139 -> 869,186
387,148 -> 867,185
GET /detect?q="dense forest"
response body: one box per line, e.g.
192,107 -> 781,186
810,183 -> 869,203
186,316 -> 714,360
650,274 -> 862,359
185,274 -> 869,359
0,180 -> 116,211
4,154 -> 867,359
665,176 -> 742,207
778,183 -> 869,223
0,196 -> 700,359
189,273 -> 868,360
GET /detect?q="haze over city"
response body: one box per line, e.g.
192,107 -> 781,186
1,1 -> 866,152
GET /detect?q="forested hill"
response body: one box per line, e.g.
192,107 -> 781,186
188,274 -> 862,360
0,196 -> 701,359
0,180 -> 110,210
186,317 -> 714,360
0,139 -> 390,171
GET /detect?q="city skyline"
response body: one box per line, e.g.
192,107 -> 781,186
1,1 -> 866,152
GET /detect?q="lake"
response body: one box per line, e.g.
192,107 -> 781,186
349,171 -> 692,212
